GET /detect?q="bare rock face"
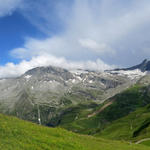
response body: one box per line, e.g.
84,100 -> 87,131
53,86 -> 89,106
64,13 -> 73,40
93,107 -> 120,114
0,63 -> 147,125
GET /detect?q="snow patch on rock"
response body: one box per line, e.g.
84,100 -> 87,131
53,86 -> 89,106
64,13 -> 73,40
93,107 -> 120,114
24,75 -> 32,79
72,79 -> 76,83
89,80 -> 93,83
110,69 -> 147,80
70,69 -> 88,75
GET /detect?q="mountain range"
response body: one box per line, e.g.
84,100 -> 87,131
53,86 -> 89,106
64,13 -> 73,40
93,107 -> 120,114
1,59 -> 150,149
0,60 -> 147,124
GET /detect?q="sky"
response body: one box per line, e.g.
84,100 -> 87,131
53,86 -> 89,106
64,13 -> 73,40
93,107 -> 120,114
0,0 -> 150,78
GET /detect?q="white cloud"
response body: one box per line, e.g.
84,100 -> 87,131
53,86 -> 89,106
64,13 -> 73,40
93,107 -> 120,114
11,0 -> 150,61
0,0 -> 23,17
1,0 -> 150,77
11,37 -> 70,59
0,55 -> 113,78
79,38 -> 113,53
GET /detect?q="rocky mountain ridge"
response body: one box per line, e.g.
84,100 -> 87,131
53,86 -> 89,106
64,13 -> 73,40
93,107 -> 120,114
113,59 -> 150,72
0,60 -> 149,125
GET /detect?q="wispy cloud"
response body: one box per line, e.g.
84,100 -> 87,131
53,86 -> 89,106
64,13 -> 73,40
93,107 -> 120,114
12,0 -> 150,62
0,0 -> 23,17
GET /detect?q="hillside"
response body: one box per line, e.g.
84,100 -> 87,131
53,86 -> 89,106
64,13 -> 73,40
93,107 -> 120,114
57,84 -> 150,134
96,103 -> 150,142
0,113 -> 149,150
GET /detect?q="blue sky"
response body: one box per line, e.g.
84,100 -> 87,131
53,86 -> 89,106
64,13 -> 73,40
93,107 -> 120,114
1,0 -> 150,77
0,11 -> 46,65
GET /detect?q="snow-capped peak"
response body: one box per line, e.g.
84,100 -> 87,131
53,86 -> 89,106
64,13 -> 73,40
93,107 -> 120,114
110,69 -> 147,80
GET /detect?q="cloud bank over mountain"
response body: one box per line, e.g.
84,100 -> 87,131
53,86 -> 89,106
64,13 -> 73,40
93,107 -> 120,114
0,55 -> 113,78
1,0 -> 150,77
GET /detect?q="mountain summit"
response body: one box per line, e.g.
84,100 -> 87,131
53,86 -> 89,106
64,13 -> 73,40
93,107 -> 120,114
114,59 -> 150,72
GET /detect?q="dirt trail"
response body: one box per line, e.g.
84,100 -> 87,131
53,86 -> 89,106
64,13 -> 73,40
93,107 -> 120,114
135,138 -> 150,144
88,99 -> 115,118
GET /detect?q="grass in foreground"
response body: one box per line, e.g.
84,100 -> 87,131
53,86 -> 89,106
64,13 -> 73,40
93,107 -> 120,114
0,114 -> 149,150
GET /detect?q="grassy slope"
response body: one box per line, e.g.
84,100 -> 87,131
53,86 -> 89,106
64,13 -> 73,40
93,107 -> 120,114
58,102 -> 100,133
140,140 -> 150,147
0,114 -> 149,150
96,104 -> 150,141
59,85 -> 150,135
